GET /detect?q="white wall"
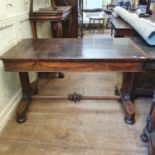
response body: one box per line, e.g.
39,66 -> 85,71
83,0 -> 103,9
0,0 -> 36,132
83,0 -> 114,9
0,0 -> 60,132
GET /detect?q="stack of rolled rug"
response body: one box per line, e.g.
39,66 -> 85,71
114,6 -> 155,46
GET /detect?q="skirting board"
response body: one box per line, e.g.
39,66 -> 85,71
0,89 -> 22,132
0,73 -> 37,132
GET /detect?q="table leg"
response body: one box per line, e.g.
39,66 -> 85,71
68,14 -> 73,37
102,19 -> 104,33
93,19 -> 95,34
116,72 -> 135,124
89,18 -> 91,32
106,17 -> 110,28
16,72 -> 38,123
51,22 -> 64,78
111,25 -> 113,36
98,19 -> 101,31
52,21 -> 63,38
130,73 -> 138,101
30,21 -> 37,39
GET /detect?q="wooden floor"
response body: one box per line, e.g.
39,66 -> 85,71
0,72 -> 151,155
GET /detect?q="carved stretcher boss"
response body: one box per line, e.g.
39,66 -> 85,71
0,38 -> 148,124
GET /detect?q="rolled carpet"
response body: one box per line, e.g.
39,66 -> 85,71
114,6 -> 155,46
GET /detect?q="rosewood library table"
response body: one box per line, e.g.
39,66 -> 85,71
0,38 -> 150,125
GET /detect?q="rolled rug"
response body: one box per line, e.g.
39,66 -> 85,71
114,6 -> 155,46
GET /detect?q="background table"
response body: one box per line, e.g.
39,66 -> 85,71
89,16 -> 105,33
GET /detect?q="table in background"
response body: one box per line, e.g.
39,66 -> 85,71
109,17 -> 155,101
110,17 -> 137,37
29,0 -> 73,38
131,37 -> 155,155
89,16 -> 105,33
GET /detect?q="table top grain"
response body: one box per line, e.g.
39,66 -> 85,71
0,38 -> 148,62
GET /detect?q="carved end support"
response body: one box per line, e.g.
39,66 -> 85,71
16,82 -> 37,123
115,85 -> 135,125
58,72 -> 65,78
123,95 -> 135,124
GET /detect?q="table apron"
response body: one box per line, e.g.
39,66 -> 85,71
3,61 -> 145,72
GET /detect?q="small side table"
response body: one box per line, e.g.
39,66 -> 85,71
89,16 -> 105,33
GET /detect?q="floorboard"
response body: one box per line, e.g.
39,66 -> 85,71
0,72 -> 150,155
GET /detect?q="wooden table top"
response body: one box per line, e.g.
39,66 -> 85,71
0,38 -> 148,62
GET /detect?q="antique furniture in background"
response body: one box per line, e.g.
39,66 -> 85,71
89,16 -> 105,33
104,4 -> 115,28
109,16 -> 155,101
141,91 -> 155,155
140,3 -> 155,155
110,17 -> 137,37
29,0 -> 73,38
29,0 -> 77,78
80,8 -> 105,35
54,0 -> 79,38
111,5 -> 155,154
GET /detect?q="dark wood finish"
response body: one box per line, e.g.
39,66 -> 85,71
30,0 -> 73,78
29,0 -> 73,38
16,72 -> 38,123
32,92 -> 121,103
110,17 -> 137,37
146,0 -> 152,14
80,8 -> 105,37
110,17 -> 155,101
115,73 -> 135,124
32,94 -> 121,100
131,37 -> 155,155
132,37 -> 155,155
2,61 -> 144,72
1,38 -> 146,72
103,9 -> 113,28
131,37 -> 155,101
0,38 -> 148,124
54,0 -> 78,38
130,71 -> 154,100
1,38 -> 147,61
